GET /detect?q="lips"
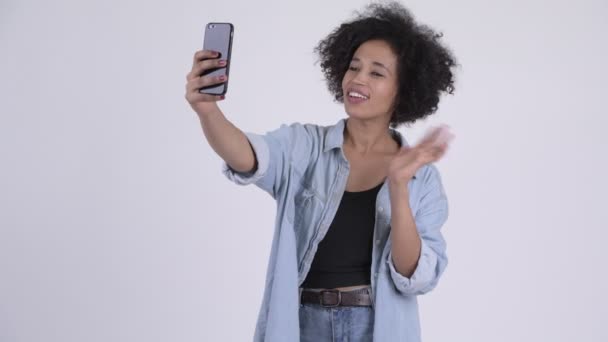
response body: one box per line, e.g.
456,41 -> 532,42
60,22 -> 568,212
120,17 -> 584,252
346,87 -> 369,104
346,87 -> 369,99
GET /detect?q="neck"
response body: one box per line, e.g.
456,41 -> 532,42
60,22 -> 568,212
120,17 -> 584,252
343,117 -> 397,155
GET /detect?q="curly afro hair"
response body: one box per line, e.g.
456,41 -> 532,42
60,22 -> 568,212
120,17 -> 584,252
314,1 -> 458,128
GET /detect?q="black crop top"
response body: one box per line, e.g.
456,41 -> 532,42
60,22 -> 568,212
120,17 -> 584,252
300,181 -> 383,289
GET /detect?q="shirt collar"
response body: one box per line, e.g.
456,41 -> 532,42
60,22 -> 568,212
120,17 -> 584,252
324,118 -> 411,151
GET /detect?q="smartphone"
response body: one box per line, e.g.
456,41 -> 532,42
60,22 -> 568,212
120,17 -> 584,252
198,22 -> 234,96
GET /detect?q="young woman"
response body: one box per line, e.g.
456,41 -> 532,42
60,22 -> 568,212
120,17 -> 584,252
185,2 -> 457,341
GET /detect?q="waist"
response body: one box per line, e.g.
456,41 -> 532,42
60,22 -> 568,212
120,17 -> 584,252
301,269 -> 370,289
299,286 -> 372,307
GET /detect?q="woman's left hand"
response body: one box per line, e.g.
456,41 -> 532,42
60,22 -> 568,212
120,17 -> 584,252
387,124 -> 454,187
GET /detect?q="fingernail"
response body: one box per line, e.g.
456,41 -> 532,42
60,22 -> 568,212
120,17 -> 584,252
219,75 -> 226,81
218,60 -> 227,66
220,95 -> 226,99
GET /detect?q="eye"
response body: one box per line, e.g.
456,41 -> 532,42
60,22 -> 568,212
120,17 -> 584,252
371,71 -> 384,77
348,66 -> 359,71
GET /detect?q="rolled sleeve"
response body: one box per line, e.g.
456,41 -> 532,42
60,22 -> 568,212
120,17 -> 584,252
220,123 -> 314,199
387,238 -> 440,296
222,132 -> 270,186
386,164 -> 449,296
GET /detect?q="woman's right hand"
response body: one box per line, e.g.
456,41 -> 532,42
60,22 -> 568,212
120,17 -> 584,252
185,50 -> 229,116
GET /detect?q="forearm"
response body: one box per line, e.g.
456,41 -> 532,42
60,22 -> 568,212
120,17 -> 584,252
388,180 -> 421,278
198,106 -> 256,173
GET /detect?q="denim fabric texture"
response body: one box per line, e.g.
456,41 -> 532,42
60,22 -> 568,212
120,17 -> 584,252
299,301 -> 374,342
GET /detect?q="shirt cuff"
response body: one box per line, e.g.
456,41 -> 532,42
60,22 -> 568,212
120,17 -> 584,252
386,237 -> 438,296
221,132 -> 270,185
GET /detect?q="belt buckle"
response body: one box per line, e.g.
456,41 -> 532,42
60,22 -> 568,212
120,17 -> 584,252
319,289 -> 341,308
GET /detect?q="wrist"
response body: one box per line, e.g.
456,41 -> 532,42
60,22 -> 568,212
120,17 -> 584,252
196,106 -> 223,124
194,102 -> 221,119
388,172 -> 416,188
388,178 -> 410,194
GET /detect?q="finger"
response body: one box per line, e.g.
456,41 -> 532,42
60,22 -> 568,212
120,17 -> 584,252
429,134 -> 453,155
197,74 -> 228,91
186,74 -> 227,93
185,91 -> 225,103
418,126 -> 444,147
434,146 -> 449,161
421,125 -> 454,151
192,49 -> 220,68
188,58 -> 227,81
434,125 -> 454,146
433,142 -> 450,159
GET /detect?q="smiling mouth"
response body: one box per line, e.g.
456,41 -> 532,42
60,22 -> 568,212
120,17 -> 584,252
348,90 -> 369,100
347,91 -> 369,100
346,90 -> 369,104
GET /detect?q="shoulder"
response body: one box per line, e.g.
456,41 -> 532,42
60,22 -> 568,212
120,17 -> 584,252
268,121 -> 331,147
413,163 -> 446,195
270,121 -> 321,138
416,163 -> 442,182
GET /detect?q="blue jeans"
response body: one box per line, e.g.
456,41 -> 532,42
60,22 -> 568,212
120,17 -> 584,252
298,300 -> 374,342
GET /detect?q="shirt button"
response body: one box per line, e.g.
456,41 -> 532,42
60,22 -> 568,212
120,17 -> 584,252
375,239 -> 381,245
378,206 -> 384,212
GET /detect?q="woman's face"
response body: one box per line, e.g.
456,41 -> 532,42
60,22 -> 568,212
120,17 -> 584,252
341,39 -> 399,121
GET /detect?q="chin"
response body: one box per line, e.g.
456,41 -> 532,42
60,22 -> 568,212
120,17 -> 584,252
343,106 -> 376,121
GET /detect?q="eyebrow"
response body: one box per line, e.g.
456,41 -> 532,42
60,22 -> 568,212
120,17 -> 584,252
351,57 -> 392,74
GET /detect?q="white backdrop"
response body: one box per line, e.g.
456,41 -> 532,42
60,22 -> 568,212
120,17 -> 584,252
1,0 -> 607,341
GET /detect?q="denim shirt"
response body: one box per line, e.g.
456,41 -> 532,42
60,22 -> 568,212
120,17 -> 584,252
222,118 -> 449,342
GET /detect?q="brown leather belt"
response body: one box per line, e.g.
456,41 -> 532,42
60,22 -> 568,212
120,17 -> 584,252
300,287 -> 372,307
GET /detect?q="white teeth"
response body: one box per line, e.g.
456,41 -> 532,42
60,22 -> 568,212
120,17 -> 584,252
348,91 -> 368,99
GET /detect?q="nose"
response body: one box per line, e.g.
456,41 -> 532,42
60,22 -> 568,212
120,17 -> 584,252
351,70 -> 366,84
